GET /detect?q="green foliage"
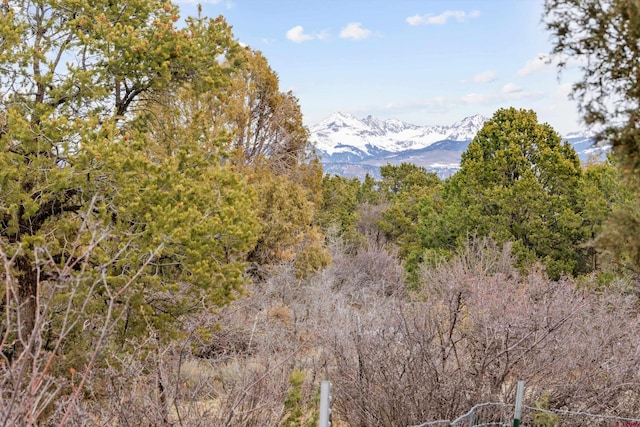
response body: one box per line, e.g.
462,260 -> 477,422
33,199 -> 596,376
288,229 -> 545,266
281,368 -> 307,427
378,164 -> 441,254
594,196 -> 640,274
245,166 -> 319,275
143,35 -> 324,276
294,227 -> 331,279
0,0 -> 260,358
545,0 -> 640,175
376,163 -> 443,284
356,173 -> 381,204
379,163 -> 440,197
575,157 -> 629,271
316,174 -> 361,242
203,45 -> 325,274
532,393 -> 559,427
214,46 -> 317,175
545,1 -> 640,276
280,369 -> 319,427
419,108 -> 587,279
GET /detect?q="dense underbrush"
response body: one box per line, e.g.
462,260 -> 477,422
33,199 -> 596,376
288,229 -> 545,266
2,237 -> 639,426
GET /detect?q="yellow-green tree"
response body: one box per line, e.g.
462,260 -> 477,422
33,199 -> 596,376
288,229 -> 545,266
0,0 -> 259,361
316,174 -> 361,244
215,47 -> 326,275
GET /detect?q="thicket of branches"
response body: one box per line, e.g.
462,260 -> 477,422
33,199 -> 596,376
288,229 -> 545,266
2,215 -> 640,426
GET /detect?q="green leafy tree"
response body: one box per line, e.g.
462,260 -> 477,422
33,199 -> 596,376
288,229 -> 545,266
545,0 -> 640,174
316,174 -> 361,243
134,23 -> 326,277
588,162 -> 640,274
356,173 -> 381,205
545,0 -> 640,274
199,45 -> 326,275
0,0 -> 259,360
247,165 -> 316,267
420,108 -> 586,279
378,164 -> 441,257
377,163 -> 442,282
577,156 -> 629,271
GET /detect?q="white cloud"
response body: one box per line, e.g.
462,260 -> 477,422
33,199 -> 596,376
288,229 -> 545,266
286,25 -> 328,43
502,82 -> 522,94
286,26 -> 314,43
462,92 -> 498,105
517,54 -> 553,76
407,10 -> 480,26
340,22 -> 372,40
518,52 -> 587,77
472,70 -> 497,84
507,90 -> 544,100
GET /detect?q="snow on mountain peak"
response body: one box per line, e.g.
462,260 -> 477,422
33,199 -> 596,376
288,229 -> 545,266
310,112 -> 595,159
446,114 -> 488,141
321,112 -> 362,129
310,113 -> 488,156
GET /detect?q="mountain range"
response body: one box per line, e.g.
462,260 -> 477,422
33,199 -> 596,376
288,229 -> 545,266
309,112 -> 606,179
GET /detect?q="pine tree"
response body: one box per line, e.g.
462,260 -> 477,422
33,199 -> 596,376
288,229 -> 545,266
419,108 -> 586,279
0,0 -> 259,358
545,0 -> 640,275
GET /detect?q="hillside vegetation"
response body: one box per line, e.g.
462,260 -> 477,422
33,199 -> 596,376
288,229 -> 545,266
1,0 -> 640,426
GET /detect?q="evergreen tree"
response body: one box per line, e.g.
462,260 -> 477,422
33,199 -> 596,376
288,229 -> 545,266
377,164 -> 442,283
419,108 -> 585,279
316,174 -> 361,243
545,0 -> 640,274
0,0 -> 259,357
545,0 -> 640,174
378,164 -> 441,258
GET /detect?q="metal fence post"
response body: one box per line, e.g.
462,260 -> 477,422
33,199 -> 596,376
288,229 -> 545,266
513,380 -> 525,427
319,380 -> 332,427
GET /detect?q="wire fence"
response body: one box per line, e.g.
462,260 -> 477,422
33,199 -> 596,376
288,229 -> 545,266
412,402 -> 514,427
411,402 -> 640,427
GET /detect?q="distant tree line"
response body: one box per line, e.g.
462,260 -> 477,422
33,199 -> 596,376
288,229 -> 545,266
317,107 -> 637,285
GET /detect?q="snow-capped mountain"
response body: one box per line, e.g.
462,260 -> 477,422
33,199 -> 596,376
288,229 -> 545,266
310,112 -> 487,157
310,113 -> 604,180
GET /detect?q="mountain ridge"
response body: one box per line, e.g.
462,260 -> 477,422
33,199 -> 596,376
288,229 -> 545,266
309,113 -> 605,179
310,112 -> 489,156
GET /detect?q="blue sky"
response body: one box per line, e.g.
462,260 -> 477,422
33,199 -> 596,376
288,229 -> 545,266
175,0 -> 583,134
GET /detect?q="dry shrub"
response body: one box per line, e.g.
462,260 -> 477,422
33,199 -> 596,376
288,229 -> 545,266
355,202 -> 390,245
326,235 -> 406,301
5,231 -> 640,426
323,238 -> 640,426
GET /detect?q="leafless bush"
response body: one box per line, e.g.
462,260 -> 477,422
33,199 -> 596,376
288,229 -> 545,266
131,265 -> 328,427
5,221 -> 639,427
356,202 -> 390,245
538,283 -> 640,415
322,238 -> 640,426
0,218 -> 161,426
325,234 -> 406,303
86,344 -> 296,426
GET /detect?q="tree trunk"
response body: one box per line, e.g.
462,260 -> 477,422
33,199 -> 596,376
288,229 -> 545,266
15,255 -> 37,359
